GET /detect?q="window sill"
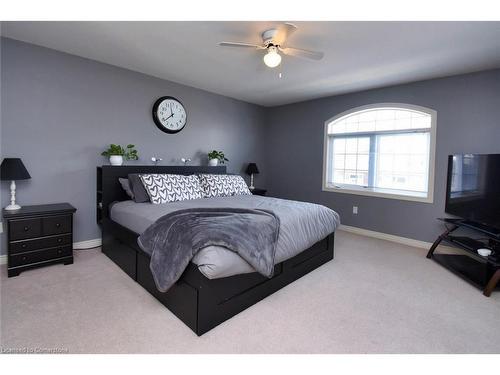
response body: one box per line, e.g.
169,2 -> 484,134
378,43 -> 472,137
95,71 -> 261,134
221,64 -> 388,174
322,184 -> 433,203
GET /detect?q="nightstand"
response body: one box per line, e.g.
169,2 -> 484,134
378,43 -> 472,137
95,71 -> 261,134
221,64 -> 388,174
3,203 -> 77,277
250,188 -> 267,196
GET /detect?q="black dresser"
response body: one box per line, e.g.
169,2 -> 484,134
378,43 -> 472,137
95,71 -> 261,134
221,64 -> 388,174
3,203 -> 77,277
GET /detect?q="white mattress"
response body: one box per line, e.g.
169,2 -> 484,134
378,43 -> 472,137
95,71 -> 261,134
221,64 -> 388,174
110,195 -> 339,279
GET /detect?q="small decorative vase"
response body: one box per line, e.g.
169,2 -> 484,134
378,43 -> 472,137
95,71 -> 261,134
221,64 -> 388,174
208,158 -> 219,167
109,155 -> 124,166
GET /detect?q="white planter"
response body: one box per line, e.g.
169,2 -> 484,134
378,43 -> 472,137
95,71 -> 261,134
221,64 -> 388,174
109,155 -> 124,166
208,158 -> 219,167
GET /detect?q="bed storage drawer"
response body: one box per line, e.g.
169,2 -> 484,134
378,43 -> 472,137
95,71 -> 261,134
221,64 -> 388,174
285,236 -> 331,270
207,263 -> 283,305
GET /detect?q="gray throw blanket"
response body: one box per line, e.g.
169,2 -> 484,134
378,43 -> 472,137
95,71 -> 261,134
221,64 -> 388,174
137,208 -> 280,292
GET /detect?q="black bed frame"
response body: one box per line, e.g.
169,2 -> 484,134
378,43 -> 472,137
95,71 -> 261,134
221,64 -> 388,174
97,165 -> 335,336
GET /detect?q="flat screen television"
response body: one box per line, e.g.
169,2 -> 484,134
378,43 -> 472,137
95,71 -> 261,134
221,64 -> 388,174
446,153 -> 500,236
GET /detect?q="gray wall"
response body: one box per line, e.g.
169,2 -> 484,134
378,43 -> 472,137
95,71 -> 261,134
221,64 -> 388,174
2,37 -> 499,254
0,38 -> 267,253
265,69 -> 500,243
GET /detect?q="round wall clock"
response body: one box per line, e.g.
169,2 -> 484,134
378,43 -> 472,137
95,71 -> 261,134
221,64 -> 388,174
152,96 -> 187,134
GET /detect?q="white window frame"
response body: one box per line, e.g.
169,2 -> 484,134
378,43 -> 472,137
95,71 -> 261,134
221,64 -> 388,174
322,103 -> 437,203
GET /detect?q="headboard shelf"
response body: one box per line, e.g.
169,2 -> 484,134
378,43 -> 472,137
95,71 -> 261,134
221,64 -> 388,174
96,165 -> 227,224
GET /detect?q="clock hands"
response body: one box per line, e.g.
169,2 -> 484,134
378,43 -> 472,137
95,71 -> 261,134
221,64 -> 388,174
162,103 -> 175,123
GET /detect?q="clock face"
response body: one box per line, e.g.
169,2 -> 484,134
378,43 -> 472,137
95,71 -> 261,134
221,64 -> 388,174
152,96 -> 187,134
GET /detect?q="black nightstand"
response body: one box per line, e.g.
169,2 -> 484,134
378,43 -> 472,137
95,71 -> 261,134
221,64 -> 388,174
2,203 -> 77,277
250,188 -> 267,196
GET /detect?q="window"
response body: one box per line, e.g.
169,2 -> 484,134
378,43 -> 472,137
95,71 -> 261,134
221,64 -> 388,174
323,104 -> 436,202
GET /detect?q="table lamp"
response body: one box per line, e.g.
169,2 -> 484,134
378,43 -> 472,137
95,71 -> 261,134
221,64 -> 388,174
245,163 -> 259,190
1,158 -> 31,210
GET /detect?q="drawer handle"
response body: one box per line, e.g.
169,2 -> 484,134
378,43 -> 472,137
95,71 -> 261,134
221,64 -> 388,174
57,238 -> 63,243
24,226 -> 30,231
56,223 -> 61,228
22,256 -> 27,261
21,244 -> 27,249
57,249 -> 62,254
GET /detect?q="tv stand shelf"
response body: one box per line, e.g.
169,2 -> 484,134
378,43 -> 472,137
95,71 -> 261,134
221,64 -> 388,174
427,218 -> 500,297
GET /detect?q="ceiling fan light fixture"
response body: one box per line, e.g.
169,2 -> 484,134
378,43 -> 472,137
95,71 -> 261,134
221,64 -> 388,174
263,46 -> 282,68
219,24 -> 324,67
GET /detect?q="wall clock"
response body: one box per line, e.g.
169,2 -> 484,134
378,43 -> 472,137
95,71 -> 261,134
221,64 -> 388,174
152,96 -> 187,134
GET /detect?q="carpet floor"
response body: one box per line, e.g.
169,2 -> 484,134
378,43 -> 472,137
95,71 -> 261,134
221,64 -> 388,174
1,231 -> 499,353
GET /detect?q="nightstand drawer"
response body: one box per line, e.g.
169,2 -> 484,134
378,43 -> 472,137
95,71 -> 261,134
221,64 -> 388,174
9,246 -> 72,267
9,234 -> 72,254
9,218 -> 42,240
42,215 -> 72,235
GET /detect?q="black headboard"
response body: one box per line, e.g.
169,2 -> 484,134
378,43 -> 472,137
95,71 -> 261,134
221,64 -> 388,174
96,165 -> 227,223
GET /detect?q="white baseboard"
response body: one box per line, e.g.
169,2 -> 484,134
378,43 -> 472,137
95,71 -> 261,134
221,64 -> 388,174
338,224 -> 433,249
338,224 -> 458,253
73,238 -> 102,250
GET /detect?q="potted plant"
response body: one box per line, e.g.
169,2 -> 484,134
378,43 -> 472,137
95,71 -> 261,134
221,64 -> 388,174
208,150 -> 229,166
101,144 -> 139,166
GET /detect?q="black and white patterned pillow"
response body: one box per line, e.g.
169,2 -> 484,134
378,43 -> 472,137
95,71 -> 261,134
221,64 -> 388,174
198,174 -> 252,198
140,174 -> 203,204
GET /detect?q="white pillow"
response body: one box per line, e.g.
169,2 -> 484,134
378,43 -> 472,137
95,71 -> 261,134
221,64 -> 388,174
198,174 -> 252,198
140,174 -> 203,204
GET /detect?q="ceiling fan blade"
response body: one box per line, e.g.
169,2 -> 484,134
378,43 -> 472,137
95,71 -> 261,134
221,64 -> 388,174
273,23 -> 298,45
219,42 -> 265,49
280,46 -> 324,60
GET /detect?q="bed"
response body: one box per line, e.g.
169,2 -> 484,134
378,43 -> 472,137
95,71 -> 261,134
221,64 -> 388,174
97,165 -> 339,335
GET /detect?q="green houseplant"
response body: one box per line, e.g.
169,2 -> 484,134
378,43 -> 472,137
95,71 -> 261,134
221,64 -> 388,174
208,150 -> 229,166
101,144 -> 139,166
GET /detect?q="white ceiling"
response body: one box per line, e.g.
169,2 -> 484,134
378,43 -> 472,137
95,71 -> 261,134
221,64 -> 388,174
2,21 -> 500,106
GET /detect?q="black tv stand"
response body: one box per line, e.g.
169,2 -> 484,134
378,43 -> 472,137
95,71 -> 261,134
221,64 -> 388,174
427,218 -> 500,297
447,236 -> 485,251
459,219 -> 500,239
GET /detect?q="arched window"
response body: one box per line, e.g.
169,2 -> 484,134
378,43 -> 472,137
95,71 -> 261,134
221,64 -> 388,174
323,103 -> 436,202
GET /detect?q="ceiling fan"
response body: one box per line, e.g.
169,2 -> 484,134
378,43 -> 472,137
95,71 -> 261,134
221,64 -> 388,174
218,23 -> 324,68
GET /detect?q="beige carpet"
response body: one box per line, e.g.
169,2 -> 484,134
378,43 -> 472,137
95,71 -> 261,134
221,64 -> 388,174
1,231 -> 499,353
